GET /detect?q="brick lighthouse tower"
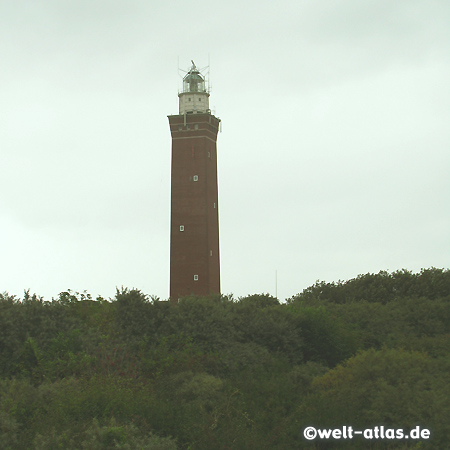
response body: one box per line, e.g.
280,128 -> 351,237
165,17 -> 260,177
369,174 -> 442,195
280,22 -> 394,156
168,61 -> 221,301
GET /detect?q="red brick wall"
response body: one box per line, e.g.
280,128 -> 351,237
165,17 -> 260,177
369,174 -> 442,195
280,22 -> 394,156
168,113 -> 221,301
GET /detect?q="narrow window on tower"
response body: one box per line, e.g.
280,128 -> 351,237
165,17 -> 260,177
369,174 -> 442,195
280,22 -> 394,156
194,124 -> 198,130
193,175 -> 198,181
180,225 -> 184,232
194,275 -> 199,281
214,202 -> 216,208
210,250 -> 212,256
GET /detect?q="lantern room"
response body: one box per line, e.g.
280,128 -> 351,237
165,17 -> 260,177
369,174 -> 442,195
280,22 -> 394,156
183,62 -> 206,93
178,61 -> 210,114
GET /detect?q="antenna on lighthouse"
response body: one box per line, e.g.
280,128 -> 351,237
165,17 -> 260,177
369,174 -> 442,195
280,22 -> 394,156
208,53 -> 211,94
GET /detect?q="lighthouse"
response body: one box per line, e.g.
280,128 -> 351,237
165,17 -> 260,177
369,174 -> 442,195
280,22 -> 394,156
168,61 -> 221,301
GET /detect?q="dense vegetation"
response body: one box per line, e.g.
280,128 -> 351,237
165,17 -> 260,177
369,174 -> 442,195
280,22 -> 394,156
0,268 -> 449,449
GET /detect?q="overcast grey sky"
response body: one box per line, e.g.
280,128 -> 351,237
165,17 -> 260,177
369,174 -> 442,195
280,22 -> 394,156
1,0 -> 449,301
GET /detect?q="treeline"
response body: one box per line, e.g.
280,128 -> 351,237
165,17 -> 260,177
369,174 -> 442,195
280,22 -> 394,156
0,268 -> 449,449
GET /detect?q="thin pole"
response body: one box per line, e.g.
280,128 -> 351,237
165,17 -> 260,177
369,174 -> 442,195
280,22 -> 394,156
275,270 -> 278,299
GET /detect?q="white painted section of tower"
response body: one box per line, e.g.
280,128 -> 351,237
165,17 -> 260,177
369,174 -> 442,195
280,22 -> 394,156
178,92 -> 210,114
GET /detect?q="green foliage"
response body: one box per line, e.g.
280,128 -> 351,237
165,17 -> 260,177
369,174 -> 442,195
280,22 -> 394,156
0,268 -> 448,449
114,288 -> 151,339
0,290 -> 102,379
139,333 -> 214,379
290,268 -> 450,305
300,348 -> 450,449
296,296 -> 450,353
0,410 -> 19,450
285,305 -> 360,366
33,417 -> 178,450
231,300 -> 303,363
237,293 -> 280,307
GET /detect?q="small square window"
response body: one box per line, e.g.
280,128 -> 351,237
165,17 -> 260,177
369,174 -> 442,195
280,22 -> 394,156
188,98 -> 191,101
180,225 -> 184,232
186,125 -> 190,130
178,125 -> 182,131
194,275 -> 198,281
198,98 -> 202,101
193,175 -> 198,181
194,124 -> 198,130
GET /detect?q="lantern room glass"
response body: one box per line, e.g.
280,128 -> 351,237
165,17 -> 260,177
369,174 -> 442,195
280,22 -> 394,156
183,70 -> 206,93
